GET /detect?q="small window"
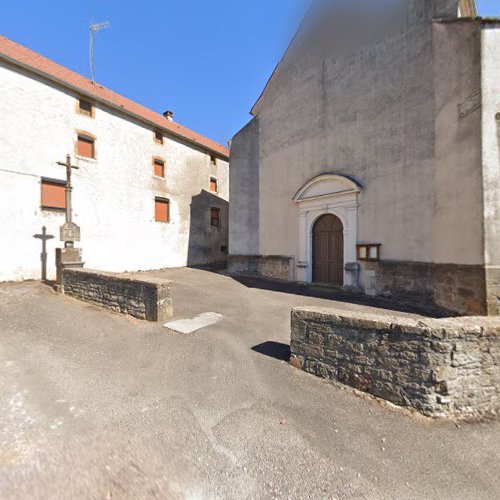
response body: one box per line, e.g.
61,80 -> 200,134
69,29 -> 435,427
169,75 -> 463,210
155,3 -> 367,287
210,154 -> 217,166
210,177 -> 218,192
210,207 -> 220,227
154,130 -> 164,144
41,178 -> 66,210
155,198 -> 170,223
153,158 -> 165,178
78,98 -> 93,117
77,134 -> 95,158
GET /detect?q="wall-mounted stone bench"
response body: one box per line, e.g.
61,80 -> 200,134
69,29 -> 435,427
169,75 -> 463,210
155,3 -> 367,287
62,269 -> 173,322
290,307 -> 500,420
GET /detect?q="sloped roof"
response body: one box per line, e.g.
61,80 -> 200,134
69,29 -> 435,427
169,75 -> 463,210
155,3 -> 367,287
0,36 -> 229,159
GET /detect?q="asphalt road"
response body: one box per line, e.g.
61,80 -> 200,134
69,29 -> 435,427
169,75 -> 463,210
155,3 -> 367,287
0,267 -> 499,499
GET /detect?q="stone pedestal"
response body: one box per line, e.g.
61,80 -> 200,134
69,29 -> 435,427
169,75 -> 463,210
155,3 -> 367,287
56,247 -> 84,286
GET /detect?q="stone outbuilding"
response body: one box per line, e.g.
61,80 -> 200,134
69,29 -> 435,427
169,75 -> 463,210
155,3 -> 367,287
229,0 -> 500,316
0,36 -> 229,282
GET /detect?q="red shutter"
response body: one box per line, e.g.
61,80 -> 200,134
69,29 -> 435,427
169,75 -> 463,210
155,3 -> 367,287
155,199 -> 169,222
41,181 -> 66,209
210,178 -> 217,192
77,135 -> 94,158
154,160 -> 165,177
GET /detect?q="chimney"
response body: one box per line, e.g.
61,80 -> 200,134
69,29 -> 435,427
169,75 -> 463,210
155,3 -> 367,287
163,110 -> 174,122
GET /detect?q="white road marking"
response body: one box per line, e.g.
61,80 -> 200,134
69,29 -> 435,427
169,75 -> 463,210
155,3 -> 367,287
163,312 -> 223,334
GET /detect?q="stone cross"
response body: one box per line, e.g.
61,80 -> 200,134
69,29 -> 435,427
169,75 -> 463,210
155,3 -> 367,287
33,226 -> 54,282
56,154 -> 81,248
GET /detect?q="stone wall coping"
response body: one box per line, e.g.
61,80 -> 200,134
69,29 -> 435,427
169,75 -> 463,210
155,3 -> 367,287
292,306 -> 500,338
63,268 -> 172,288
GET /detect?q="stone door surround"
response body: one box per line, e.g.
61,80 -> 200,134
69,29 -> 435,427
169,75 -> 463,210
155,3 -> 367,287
293,173 -> 361,288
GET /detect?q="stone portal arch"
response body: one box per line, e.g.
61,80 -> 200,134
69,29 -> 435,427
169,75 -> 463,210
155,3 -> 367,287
293,173 -> 361,287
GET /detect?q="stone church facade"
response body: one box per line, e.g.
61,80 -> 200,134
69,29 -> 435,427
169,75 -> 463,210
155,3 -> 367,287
0,36 -> 229,282
229,0 -> 500,316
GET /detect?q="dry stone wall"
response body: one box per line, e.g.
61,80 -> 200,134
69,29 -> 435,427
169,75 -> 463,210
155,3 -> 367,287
62,269 -> 173,322
291,307 -> 500,420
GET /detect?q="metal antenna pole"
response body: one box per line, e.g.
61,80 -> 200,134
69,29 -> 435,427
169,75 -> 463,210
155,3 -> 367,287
89,21 -> 110,83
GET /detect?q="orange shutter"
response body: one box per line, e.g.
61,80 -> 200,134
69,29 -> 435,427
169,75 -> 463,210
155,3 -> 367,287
210,178 -> 217,192
41,181 -> 66,209
77,136 -> 94,158
155,199 -> 169,222
154,160 -> 165,177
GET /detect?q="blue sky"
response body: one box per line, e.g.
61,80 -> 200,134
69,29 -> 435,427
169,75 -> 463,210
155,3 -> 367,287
1,0 -> 498,145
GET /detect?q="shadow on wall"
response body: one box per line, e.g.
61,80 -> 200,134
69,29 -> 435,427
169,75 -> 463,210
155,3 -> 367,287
187,190 -> 229,267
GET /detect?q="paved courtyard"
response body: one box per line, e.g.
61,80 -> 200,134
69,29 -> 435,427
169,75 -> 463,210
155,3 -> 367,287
0,267 -> 499,499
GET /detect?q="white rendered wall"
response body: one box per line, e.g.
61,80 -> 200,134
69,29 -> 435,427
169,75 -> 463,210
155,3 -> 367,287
0,62 -> 229,282
481,25 -> 500,268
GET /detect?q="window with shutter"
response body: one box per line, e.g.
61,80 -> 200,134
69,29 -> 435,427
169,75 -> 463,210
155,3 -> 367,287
154,130 -> 164,144
41,179 -> 66,210
153,159 -> 165,178
210,177 -> 218,192
155,198 -> 170,222
210,207 -> 220,227
78,98 -> 93,116
77,134 -> 95,158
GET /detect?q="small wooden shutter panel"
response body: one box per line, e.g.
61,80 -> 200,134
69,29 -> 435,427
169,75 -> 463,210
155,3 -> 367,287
41,181 -> 66,209
79,99 -> 93,115
211,207 -> 220,226
210,178 -> 217,192
154,160 -> 165,177
77,135 -> 94,158
155,199 -> 169,222
154,130 -> 163,143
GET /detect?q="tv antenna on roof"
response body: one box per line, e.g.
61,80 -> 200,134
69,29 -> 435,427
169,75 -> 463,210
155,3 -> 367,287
89,21 -> 110,83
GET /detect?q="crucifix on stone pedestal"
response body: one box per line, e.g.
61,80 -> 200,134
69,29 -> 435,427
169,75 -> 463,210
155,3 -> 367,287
55,154 -> 84,285
56,154 -> 81,247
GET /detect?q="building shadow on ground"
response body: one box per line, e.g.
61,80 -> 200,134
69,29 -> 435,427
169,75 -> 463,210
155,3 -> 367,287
252,341 -> 291,362
190,265 -> 451,318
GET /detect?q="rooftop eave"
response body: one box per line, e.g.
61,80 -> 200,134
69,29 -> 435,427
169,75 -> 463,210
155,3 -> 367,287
0,53 -> 229,160
433,17 -> 500,25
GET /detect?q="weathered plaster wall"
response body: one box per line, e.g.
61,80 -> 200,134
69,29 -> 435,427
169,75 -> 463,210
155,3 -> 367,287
250,0 -> 463,267
0,62 -> 229,282
481,24 -> 500,314
291,306 -> 500,420
433,21 -> 484,266
229,2 -> 497,315
229,118 -> 260,256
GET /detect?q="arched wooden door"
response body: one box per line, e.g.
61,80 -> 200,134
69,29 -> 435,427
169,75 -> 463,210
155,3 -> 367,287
312,214 -> 344,286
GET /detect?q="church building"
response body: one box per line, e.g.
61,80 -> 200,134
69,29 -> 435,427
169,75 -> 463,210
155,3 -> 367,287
0,36 -> 229,282
229,0 -> 500,316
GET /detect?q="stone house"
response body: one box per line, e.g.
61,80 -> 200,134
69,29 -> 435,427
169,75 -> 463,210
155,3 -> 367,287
0,36 -> 229,282
229,0 -> 500,316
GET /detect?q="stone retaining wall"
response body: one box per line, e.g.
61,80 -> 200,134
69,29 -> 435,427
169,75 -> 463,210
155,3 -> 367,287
228,255 -> 293,281
62,269 -> 173,322
361,260 -> 490,316
290,307 -> 500,419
